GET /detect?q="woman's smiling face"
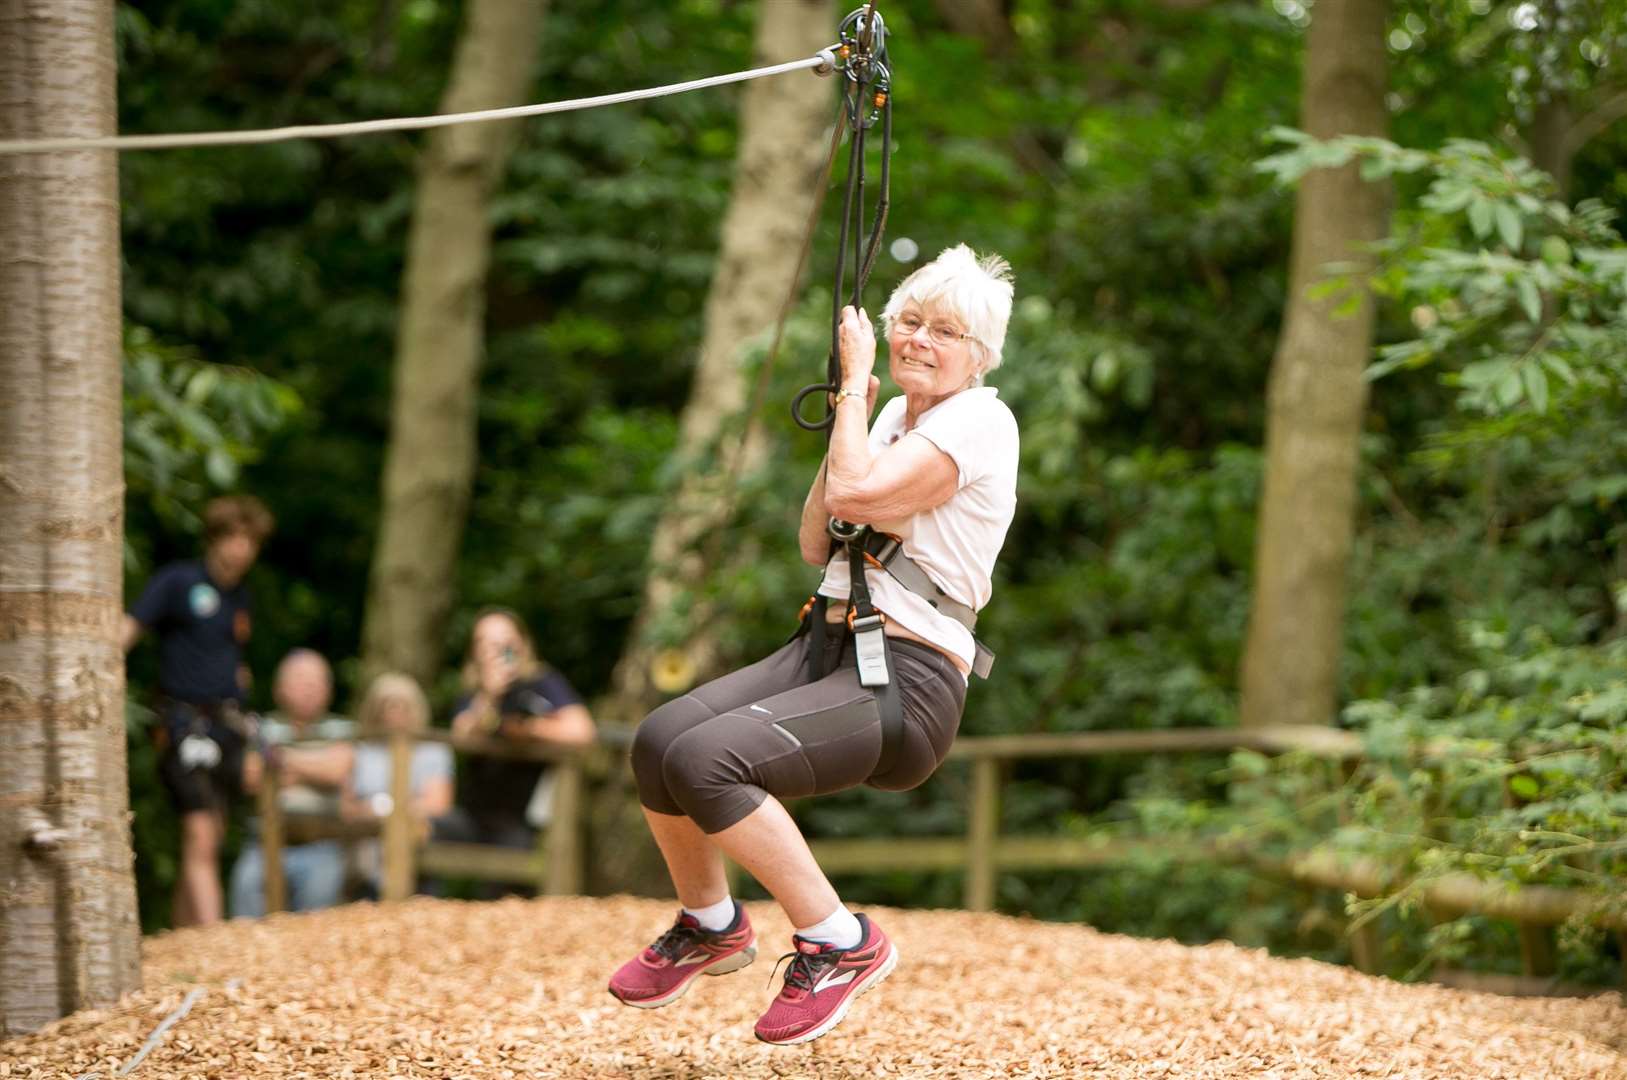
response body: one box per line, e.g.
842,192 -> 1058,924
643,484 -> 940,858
887,304 -> 982,403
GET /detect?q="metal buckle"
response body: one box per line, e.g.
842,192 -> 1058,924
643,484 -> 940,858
849,611 -> 890,687
827,516 -> 866,542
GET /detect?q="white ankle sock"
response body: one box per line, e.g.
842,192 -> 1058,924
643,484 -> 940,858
795,905 -> 862,949
683,895 -> 736,932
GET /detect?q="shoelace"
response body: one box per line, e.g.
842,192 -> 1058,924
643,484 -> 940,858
649,921 -> 705,962
767,946 -> 837,993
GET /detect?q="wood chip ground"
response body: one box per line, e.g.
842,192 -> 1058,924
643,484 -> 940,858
5,896 -> 1624,1078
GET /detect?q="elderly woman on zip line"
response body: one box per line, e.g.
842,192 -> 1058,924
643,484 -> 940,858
609,244 -> 1018,1046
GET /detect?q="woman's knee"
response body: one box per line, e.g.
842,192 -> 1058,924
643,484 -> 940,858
659,727 -> 762,833
630,696 -> 709,811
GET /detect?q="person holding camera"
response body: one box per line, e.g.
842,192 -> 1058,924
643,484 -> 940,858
433,608 -> 596,858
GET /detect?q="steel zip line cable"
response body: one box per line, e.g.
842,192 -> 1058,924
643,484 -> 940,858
0,52 -> 836,156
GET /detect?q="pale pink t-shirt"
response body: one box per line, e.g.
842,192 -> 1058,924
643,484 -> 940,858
817,386 -> 1019,673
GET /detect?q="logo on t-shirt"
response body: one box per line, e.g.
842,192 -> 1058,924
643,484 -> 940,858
188,582 -> 221,619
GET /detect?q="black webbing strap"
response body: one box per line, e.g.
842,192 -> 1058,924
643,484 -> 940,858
844,531 -> 903,777
805,594 -> 829,681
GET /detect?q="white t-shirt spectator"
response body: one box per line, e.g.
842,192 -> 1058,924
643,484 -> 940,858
818,387 -> 1019,672
351,740 -> 454,807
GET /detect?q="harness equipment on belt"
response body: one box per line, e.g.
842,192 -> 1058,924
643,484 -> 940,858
790,7 -> 995,777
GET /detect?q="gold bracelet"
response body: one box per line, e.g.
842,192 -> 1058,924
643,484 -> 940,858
833,387 -> 867,408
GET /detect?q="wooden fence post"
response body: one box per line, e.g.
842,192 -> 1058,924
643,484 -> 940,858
544,757 -> 584,895
1502,773 -> 1559,976
380,732 -> 415,902
965,756 -> 1001,912
258,759 -> 286,914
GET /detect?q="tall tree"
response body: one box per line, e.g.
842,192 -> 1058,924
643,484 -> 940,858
360,0 -> 546,688
605,0 -> 835,721
0,0 -> 141,1035
1239,0 -> 1389,727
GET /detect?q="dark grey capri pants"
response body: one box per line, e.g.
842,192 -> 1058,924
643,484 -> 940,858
631,628 -> 967,833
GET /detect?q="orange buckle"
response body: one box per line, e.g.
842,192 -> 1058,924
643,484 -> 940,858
797,595 -> 818,623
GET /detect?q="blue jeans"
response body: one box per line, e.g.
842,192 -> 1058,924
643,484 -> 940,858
228,840 -> 346,918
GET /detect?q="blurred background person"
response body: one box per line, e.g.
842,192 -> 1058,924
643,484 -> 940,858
434,608 -> 596,863
342,672 -> 454,898
229,648 -> 354,917
124,493 -> 273,927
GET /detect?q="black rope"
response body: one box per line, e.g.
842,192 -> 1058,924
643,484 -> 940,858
791,5 -> 893,435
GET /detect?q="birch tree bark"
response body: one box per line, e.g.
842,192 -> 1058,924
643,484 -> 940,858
0,0 -> 141,1036
360,0 -> 546,688
1239,0 -> 1390,727
605,0 -> 834,722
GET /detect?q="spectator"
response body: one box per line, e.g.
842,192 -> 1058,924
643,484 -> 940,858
435,608 -> 595,858
123,494 -> 273,927
342,673 -> 454,898
228,649 -> 354,917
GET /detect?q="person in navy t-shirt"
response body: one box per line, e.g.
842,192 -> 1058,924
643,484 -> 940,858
124,494 -> 274,926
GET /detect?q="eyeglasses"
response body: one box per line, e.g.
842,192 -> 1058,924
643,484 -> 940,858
894,312 -> 977,348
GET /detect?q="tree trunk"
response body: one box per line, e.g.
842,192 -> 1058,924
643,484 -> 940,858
360,0 -> 546,688
1528,92 -> 1574,201
1238,0 -> 1389,728
933,0 -> 1015,53
0,0 -> 141,1036
605,0 -> 835,722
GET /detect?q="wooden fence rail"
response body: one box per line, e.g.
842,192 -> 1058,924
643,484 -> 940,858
258,722 -> 1620,982
257,728 -> 589,909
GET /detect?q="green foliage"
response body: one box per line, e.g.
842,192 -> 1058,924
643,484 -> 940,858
1258,132 -> 1627,417
123,326 -> 300,537
1211,624 -> 1627,981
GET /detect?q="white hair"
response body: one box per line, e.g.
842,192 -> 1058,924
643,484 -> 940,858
881,243 -> 1015,379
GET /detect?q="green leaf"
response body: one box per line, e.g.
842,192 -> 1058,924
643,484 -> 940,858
1508,774 -> 1540,800
1515,276 -> 1542,323
1540,354 -> 1576,386
204,447 -> 236,488
184,367 -> 219,404
1520,363 -> 1549,414
1494,366 -> 1524,408
1494,204 -> 1523,251
1540,235 -> 1571,266
1468,198 -> 1494,239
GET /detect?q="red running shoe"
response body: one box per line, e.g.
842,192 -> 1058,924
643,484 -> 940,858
607,902 -> 756,1009
754,913 -> 898,1046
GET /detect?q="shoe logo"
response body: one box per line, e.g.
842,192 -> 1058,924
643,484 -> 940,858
812,968 -> 857,994
673,950 -> 712,967
750,704 -> 772,715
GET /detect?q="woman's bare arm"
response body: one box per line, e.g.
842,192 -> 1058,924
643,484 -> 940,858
800,460 -> 833,566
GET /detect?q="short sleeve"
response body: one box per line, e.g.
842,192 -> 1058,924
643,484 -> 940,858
907,393 -> 1019,489
539,670 -> 583,709
129,564 -> 182,629
415,743 -> 455,786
